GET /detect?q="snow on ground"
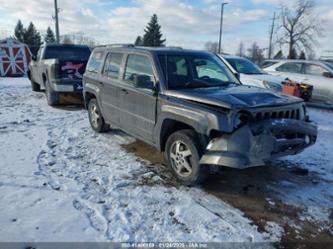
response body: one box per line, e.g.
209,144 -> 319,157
0,77 -> 279,243
270,107 -> 333,232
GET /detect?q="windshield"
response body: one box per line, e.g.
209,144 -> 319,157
44,46 -> 91,61
226,58 -> 265,75
324,62 -> 333,71
158,54 -> 239,90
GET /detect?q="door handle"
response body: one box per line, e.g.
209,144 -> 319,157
121,89 -> 128,94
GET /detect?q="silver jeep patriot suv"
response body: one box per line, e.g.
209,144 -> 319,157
83,45 -> 317,186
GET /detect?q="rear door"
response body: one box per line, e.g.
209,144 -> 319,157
118,53 -> 157,143
98,52 -> 124,125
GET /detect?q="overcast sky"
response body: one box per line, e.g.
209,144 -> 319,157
0,0 -> 332,57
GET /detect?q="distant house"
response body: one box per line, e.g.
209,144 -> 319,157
0,37 -> 32,77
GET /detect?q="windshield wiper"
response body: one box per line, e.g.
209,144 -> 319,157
183,82 -> 211,89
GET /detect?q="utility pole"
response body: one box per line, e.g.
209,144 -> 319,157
54,0 -> 60,43
218,2 -> 228,54
268,12 -> 276,59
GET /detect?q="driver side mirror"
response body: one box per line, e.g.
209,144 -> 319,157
323,72 -> 333,78
133,74 -> 155,91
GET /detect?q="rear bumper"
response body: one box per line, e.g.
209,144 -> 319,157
200,119 -> 317,168
50,79 -> 83,93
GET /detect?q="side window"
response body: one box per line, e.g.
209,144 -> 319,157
87,51 -> 104,73
276,62 -> 303,73
103,53 -> 123,79
175,58 -> 188,76
194,59 -> 229,81
304,64 -> 328,77
124,54 -> 154,86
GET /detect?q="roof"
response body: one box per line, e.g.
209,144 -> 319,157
0,37 -> 28,46
221,55 -> 247,60
263,59 -> 325,64
93,44 -> 213,56
43,43 -> 90,48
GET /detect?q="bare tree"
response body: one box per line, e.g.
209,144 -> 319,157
247,42 -> 265,65
236,41 -> 245,57
205,42 -> 219,53
62,35 -> 73,44
277,0 -> 322,59
60,32 -> 98,46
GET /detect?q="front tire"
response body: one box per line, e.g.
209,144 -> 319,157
165,129 -> 208,186
88,98 -> 109,133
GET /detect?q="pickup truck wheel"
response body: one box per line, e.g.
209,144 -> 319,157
30,80 -> 41,92
165,129 -> 208,186
45,82 -> 60,106
88,98 -> 109,133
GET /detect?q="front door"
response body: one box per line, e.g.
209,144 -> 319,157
118,53 -> 157,143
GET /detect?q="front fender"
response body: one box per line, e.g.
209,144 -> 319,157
154,100 -> 233,150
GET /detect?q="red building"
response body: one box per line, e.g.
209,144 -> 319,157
0,38 -> 32,77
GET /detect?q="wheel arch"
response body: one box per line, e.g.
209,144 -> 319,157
158,118 -> 208,152
84,91 -> 97,109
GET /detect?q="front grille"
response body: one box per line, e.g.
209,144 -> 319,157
254,108 -> 302,121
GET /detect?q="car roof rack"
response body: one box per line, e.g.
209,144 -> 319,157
105,44 -> 136,48
94,44 -> 136,49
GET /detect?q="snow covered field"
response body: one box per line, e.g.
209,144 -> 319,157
0,77 -> 332,243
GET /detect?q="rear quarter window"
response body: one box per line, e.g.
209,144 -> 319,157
87,51 -> 105,73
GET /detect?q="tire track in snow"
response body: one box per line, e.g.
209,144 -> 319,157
1,79 -> 279,243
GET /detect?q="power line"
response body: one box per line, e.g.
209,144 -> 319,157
54,0 -> 60,43
218,2 -> 228,54
268,12 -> 276,59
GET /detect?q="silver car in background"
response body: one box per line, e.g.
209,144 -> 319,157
263,60 -> 333,104
218,55 -> 289,92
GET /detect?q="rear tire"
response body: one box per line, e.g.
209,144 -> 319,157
45,81 -> 60,106
165,129 -> 208,186
88,98 -> 109,133
31,80 -> 41,92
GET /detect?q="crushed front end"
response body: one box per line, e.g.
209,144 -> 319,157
200,104 -> 318,168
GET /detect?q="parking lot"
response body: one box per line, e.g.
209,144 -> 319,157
0,77 -> 332,245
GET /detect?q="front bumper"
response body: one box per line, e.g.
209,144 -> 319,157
200,119 -> 317,168
50,79 -> 83,93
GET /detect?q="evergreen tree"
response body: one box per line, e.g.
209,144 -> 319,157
142,14 -> 166,47
274,50 -> 283,59
134,36 -> 143,46
23,22 -> 42,56
45,27 -> 56,44
299,51 -> 306,60
14,20 -> 25,42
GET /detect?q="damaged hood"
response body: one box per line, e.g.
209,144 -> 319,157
165,85 -> 303,109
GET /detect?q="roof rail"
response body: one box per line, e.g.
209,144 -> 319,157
108,44 -> 135,48
165,46 -> 183,49
94,44 -> 135,49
